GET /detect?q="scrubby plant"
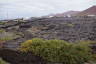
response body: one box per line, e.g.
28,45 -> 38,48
20,38 -> 93,64
0,58 -> 8,64
0,29 -> 5,33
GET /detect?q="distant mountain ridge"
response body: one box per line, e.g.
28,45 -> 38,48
54,11 -> 80,17
43,11 -> 80,17
76,5 -> 96,16
43,5 -> 96,17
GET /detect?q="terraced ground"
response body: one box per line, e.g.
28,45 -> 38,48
0,16 -> 96,49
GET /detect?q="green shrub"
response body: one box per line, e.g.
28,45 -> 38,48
0,58 -> 8,64
20,38 -> 93,64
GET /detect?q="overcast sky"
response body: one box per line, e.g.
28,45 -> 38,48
0,0 -> 96,20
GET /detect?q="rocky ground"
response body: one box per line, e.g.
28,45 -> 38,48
0,16 -> 96,49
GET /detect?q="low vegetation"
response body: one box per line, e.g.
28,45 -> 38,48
0,29 -> 5,33
0,31 -> 19,42
0,37 -> 13,41
67,23 -> 75,27
20,38 -> 96,64
0,58 -> 8,64
0,22 -> 5,25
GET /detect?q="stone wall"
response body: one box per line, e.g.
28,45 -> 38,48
0,48 -> 45,64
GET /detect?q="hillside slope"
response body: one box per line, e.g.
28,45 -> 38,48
77,6 -> 96,16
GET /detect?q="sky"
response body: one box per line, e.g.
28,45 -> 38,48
0,0 -> 96,20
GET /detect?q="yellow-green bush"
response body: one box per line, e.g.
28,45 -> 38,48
20,38 -> 93,64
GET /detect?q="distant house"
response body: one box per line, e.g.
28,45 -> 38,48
87,15 -> 96,17
66,15 -> 71,17
48,16 -> 54,18
23,17 -> 31,21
